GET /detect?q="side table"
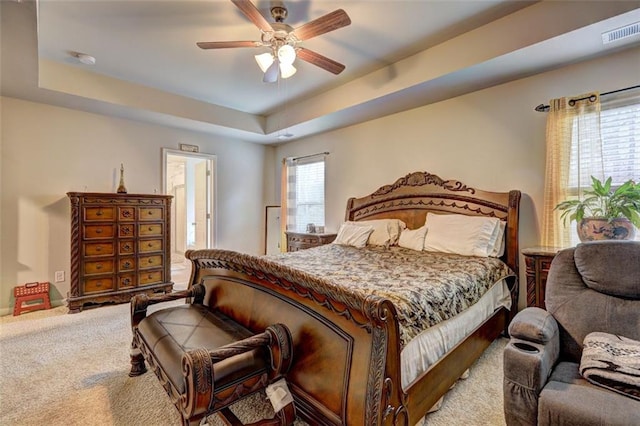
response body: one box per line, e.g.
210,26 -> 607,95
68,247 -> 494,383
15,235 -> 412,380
285,231 -> 337,252
521,246 -> 562,309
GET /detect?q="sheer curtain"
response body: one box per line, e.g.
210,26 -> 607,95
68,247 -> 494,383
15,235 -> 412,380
280,154 -> 327,252
541,93 -> 604,248
280,157 -> 296,252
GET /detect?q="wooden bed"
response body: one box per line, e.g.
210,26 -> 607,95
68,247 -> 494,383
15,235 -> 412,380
185,171 -> 521,425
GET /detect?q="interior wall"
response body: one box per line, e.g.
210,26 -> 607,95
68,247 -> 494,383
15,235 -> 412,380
273,46 -> 640,310
0,97 -> 268,313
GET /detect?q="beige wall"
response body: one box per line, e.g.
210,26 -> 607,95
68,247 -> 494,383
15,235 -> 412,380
0,97 -> 270,313
273,46 -> 640,309
1,47 -> 638,315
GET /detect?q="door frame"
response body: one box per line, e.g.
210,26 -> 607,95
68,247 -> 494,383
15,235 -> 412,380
161,148 -> 217,251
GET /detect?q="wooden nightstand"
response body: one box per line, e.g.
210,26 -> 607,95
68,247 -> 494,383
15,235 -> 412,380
286,231 -> 337,252
522,246 -> 562,309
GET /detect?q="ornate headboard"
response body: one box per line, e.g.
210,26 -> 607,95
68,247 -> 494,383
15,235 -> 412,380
345,171 -> 521,276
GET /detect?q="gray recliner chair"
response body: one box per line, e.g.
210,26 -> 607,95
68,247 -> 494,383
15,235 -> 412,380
503,241 -> 640,425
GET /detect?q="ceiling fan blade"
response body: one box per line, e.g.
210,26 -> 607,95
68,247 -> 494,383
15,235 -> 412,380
197,41 -> 262,49
292,9 -> 351,41
231,0 -> 273,33
263,60 -> 279,83
297,48 -> 345,75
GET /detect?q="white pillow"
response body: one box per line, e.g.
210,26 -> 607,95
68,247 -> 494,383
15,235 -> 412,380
333,223 -> 374,248
347,219 -> 407,246
422,213 -> 502,257
489,220 -> 506,257
398,226 -> 428,251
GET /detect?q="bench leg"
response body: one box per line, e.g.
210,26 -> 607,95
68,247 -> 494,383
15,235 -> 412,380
217,401 -> 295,426
129,344 -> 147,377
272,402 -> 296,426
182,414 -> 206,426
217,408 -> 243,426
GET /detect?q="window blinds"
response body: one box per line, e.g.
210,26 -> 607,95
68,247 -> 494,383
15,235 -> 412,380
568,96 -> 639,190
599,100 -> 640,184
567,92 -> 640,244
286,155 -> 326,233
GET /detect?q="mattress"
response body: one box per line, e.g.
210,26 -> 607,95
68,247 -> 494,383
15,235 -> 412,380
401,278 -> 511,389
266,244 -> 514,348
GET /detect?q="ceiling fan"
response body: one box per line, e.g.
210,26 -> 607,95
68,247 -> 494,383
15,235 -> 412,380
197,0 -> 351,83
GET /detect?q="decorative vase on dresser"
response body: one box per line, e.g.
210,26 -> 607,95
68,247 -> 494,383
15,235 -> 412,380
67,192 -> 173,313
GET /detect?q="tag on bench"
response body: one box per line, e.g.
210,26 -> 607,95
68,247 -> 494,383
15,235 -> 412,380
265,378 -> 294,413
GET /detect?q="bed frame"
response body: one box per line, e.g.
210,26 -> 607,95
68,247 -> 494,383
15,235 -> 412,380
185,171 -> 521,425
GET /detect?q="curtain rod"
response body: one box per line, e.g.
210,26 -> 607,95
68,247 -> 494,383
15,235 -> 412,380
292,152 -> 329,161
534,84 -> 640,112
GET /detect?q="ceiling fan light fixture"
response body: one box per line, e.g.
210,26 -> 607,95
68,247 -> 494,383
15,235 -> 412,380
255,52 -> 275,73
263,60 -> 280,83
277,44 -> 296,65
197,1 -> 351,81
279,62 -> 296,79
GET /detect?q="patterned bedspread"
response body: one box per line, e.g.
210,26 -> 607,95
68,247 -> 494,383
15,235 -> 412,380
266,244 -> 514,347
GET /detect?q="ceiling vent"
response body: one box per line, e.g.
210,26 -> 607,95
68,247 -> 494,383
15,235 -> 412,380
602,22 -> 640,44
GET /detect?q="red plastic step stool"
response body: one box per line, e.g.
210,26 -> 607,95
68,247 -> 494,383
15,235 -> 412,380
13,282 -> 51,316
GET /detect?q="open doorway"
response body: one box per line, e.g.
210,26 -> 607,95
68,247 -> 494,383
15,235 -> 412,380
162,149 -> 216,284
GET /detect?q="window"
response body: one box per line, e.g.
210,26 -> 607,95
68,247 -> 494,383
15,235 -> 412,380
568,98 -> 640,189
284,155 -> 326,233
598,100 -> 640,183
567,95 -> 640,245
543,89 -> 640,248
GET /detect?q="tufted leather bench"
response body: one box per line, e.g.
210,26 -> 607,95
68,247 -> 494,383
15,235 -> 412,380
129,283 -> 296,426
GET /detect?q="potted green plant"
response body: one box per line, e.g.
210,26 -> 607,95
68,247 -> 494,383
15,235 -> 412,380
555,176 -> 640,241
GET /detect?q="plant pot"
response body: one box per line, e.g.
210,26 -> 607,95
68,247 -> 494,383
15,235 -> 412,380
577,218 -> 637,242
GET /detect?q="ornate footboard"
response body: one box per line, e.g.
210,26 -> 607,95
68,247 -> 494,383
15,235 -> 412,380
185,249 -> 407,425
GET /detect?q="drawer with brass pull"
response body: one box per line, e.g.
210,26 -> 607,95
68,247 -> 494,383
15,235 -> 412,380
139,270 -> 163,285
84,259 -> 115,275
119,224 -> 136,237
84,224 -> 116,239
119,274 -> 136,289
119,257 -> 136,272
84,276 -> 116,294
139,207 -> 163,221
119,207 -> 135,221
139,255 -> 162,269
84,242 -> 115,257
139,239 -> 162,253
84,207 -> 115,222
139,223 -> 163,236
119,240 -> 135,254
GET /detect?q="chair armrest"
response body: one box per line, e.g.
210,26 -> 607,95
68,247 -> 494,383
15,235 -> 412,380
130,283 -> 206,328
504,307 -> 560,425
509,307 -> 558,344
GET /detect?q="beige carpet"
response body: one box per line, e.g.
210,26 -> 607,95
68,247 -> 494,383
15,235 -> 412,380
0,302 -> 507,426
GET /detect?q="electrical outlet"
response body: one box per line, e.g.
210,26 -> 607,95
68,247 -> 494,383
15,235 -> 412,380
55,270 -> 65,282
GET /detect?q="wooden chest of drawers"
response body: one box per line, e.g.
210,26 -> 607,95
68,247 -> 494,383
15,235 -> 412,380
67,192 -> 173,313
286,231 -> 337,252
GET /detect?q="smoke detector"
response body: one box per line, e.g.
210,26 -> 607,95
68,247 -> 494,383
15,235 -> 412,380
71,51 -> 96,65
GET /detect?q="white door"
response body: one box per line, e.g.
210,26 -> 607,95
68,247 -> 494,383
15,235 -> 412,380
163,149 -> 216,265
194,161 -> 208,250
173,184 -> 187,256
265,206 -> 281,255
